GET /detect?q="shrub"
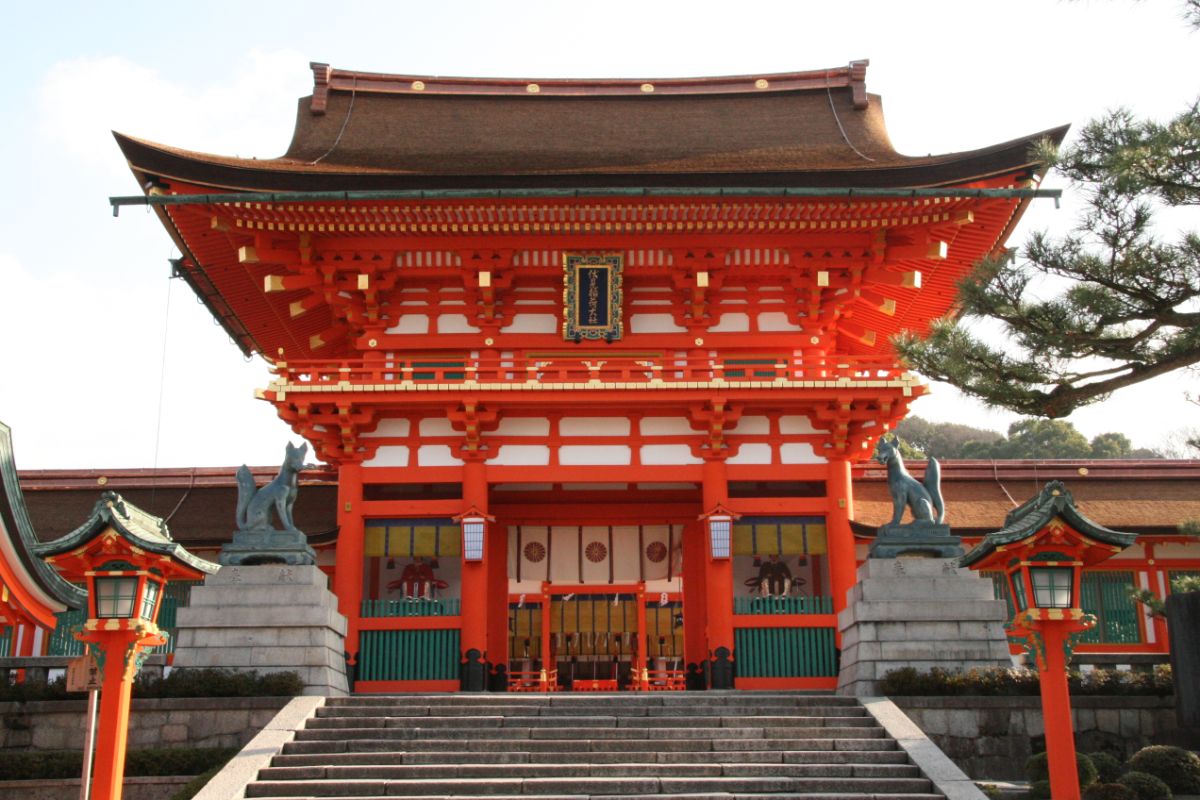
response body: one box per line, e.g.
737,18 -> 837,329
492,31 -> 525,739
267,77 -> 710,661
1089,751 -> 1125,783
1027,751 -> 1099,789
1118,771 -> 1173,800
0,748 -> 235,780
170,763 -> 227,800
133,668 -> 304,698
1127,746 -> 1200,794
1028,779 -> 1052,799
878,665 -> 1173,696
1083,784 -> 1137,800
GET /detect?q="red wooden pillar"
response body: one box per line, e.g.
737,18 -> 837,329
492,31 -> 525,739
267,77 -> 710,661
826,458 -> 857,626
461,457 -> 489,686
701,457 -> 734,686
335,461 -> 365,662
1038,625 -> 1082,800
487,516 -> 509,682
89,630 -> 142,800
681,519 -> 709,675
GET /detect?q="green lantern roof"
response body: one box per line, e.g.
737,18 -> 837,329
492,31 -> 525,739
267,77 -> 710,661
959,480 -> 1137,568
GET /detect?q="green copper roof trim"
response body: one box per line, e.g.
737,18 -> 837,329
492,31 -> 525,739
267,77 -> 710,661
959,480 -> 1138,568
110,186 -> 1062,215
33,491 -> 220,576
0,421 -> 87,610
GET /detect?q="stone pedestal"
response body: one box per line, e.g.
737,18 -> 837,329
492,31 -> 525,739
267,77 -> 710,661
837,558 -> 1012,696
869,523 -> 964,559
218,529 -> 316,566
173,564 -> 348,696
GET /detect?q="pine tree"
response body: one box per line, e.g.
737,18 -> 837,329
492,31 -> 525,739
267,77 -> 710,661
894,8 -> 1200,418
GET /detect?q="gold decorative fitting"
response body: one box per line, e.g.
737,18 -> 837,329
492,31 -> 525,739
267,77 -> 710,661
641,83 -> 654,93
526,83 -> 540,93
484,337 -> 495,346
755,79 -> 769,89
411,80 -> 425,91
368,338 -> 378,348
810,336 -> 820,345
694,338 -> 704,346
1078,467 -> 1089,476
97,476 -> 108,486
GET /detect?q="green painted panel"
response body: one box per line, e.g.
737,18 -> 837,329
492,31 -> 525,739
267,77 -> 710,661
47,609 -> 87,657
358,628 -> 460,681
734,626 -> 837,678
1078,571 -> 1141,645
0,628 -> 10,657
361,598 -> 461,617
733,595 -> 834,615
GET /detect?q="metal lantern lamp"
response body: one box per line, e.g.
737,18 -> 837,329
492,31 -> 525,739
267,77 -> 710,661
455,507 -> 494,563
700,505 -> 739,560
960,481 -> 1135,800
34,492 -> 218,800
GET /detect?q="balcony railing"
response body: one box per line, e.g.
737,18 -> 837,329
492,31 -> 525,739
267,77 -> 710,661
271,351 -> 912,391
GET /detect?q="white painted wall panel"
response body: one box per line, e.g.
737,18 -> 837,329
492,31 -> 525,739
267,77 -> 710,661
417,445 -> 463,466
385,315 -> 430,334
419,418 -> 456,436
559,445 -> 631,465
780,443 -> 824,464
437,314 -> 481,333
495,418 -> 551,436
709,312 -> 750,332
560,417 -> 631,436
758,312 -> 799,331
630,314 -> 686,333
640,444 -> 702,466
361,419 -> 411,438
779,415 -> 817,434
506,314 -> 559,334
363,446 -> 410,467
727,443 -> 773,464
490,445 -> 551,466
731,415 -> 770,434
640,417 -> 694,436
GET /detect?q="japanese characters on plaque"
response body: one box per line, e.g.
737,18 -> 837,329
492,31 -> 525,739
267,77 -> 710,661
563,253 -> 623,341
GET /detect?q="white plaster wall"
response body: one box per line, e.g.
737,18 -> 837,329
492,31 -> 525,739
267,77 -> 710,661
709,312 -> 750,332
385,315 -> 430,334
560,417 -> 631,436
437,314 -> 481,333
363,446 -> 410,467
779,415 -> 817,434
758,312 -> 800,331
640,444 -> 702,466
417,445 -> 463,466
780,443 -> 824,464
731,415 -> 770,434
559,445 -> 632,465
419,418 -> 456,436
362,419 -> 411,438
495,418 -> 551,436
640,417 -> 695,436
490,445 -> 551,466
630,314 -> 686,333
728,443 -> 773,465
505,314 -> 559,334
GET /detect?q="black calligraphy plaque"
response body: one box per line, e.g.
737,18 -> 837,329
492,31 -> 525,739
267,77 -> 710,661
563,253 -> 623,340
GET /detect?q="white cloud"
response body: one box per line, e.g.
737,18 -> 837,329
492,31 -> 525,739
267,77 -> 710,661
37,49 -> 310,177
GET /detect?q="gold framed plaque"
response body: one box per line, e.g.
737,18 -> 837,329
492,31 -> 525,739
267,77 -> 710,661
563,253 -> 623,341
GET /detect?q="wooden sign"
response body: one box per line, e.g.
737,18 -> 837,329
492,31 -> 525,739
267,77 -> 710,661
563,253 -> 622,340
66,654 -> 102,692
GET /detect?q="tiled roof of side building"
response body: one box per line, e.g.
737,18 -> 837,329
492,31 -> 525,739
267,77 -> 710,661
113,62 -> 1068,192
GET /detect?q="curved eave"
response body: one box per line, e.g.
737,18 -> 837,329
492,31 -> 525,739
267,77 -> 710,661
960,482 -> 1138,567
114,125 -> 1068,194
0,422 -> 86,612
33,491 -> 219,575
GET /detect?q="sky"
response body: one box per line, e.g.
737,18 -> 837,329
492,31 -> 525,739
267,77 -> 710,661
0,0 -> 1197,469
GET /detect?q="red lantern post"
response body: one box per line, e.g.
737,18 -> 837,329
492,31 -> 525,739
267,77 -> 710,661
34,493 -> 218,800
961,481 -> 1135,800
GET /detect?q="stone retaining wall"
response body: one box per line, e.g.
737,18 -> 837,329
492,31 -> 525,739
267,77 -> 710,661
0,776 -> 189,800
893,695 -> 1179,780
0,696 -> 289,751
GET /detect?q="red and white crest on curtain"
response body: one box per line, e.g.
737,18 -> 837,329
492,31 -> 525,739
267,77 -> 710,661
509,524 -> 683,584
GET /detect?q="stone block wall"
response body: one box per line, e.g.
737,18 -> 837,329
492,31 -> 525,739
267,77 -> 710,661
893,696 -> 1179,780
0,697 -> 288,752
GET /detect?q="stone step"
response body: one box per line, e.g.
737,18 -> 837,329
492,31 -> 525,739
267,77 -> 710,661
315,705 -> 869,719
281,737 -> 901,755
258,763 -> 922,781
323,694 -> 859,707
272,749 -> 913,768
247,795 -> 945,800
293,725 -> 886,742
245,776 -> 935,797
304,715 -> 878,729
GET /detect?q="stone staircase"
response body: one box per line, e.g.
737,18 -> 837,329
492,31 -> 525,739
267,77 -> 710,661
239,692 -> 951,799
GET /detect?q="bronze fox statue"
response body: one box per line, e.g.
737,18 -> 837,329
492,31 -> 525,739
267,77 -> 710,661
873,436 -> 944,526
236,442 -> 308,532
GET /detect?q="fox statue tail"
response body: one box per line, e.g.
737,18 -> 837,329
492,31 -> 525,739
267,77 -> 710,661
924,457 -> 945,524
235,464 -> 255,530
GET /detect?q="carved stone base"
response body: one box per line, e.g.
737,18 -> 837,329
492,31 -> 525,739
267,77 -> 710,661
869,522 -> 964,559
218,529 -> 316,566
837,558 -> 1011,696
173,564 -> 348,696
